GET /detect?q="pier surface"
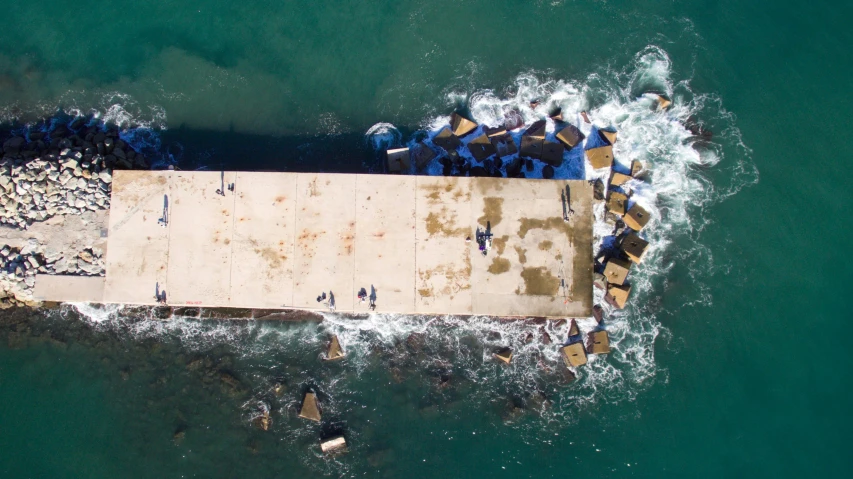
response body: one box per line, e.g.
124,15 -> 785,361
42,171 -> 593,318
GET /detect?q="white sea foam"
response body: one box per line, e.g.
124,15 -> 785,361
364,122 -> 402,151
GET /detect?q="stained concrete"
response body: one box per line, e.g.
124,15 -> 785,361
81,171 -> 593,318
33,275 -> 105,302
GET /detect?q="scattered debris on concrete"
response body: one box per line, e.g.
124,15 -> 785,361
386,147 -> 411,173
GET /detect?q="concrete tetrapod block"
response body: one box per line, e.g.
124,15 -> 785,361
585,145 -> 614,169
549,108 -> 563,121
493,348 -> 513,364
599,128 -> 617,145
568,318 -> 580,337
605,283 -> 631,309
631,160 -> 644,177
433,127 -> 462,152
485,126 -> 507,138
620,233 -> 649,263
540,141 -> 564,167
450,112 -> 478,137
520,135 -> 543,159
556,124 -> 585,149
560,341 -> 587,368
320,436 -> 348,454
592,304 -> 604,324
624,203 -> 651,231
606,191 -> 629,216
523,120 -> 546,140
386,147 -> 410,173
490,133 -> 518,158
325,335 -> 345,361
587,330 -> 611,354
412,142 -> 437,170
299,392 -> 321,422
603,257 -> 632,286
609,171 -> 632,187
467,133 -> 497,161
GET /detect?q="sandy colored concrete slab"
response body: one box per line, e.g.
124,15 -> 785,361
228,172 -> 297,308
353,175 -> 417,313
469,178 -> 593,317
414,177 -> 473,314
33,275 -> 105,302
103,172 -> 592,317
166,171 -> 237,306
291,173 -> 357,312
103,170 -> 171,305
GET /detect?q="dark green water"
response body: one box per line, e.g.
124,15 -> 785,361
1,0 -> 851,477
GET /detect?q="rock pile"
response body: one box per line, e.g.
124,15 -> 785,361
0,123 -> 148,228
0,118 -> 147,307
0,244 -> 106,308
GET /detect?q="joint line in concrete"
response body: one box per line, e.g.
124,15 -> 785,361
226,172 -> 238,305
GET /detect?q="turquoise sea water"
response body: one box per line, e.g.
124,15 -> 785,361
1,0 -> 851,477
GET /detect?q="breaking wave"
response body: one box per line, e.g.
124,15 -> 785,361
58,45 -> 755,450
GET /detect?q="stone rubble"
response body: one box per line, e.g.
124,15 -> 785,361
1,120 -> 147,308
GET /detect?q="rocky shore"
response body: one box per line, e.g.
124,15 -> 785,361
0,120 -> 147,308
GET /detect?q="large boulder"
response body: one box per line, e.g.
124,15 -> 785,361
3,137 -> 26,155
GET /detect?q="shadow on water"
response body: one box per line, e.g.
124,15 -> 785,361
160,124 -> 418,173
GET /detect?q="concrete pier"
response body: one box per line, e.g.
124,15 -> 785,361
37,171 -> 593,318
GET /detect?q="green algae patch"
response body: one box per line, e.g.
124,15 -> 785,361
488,257 -> 511,274
521,267 -> 560,296
478,197 -> 503,228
